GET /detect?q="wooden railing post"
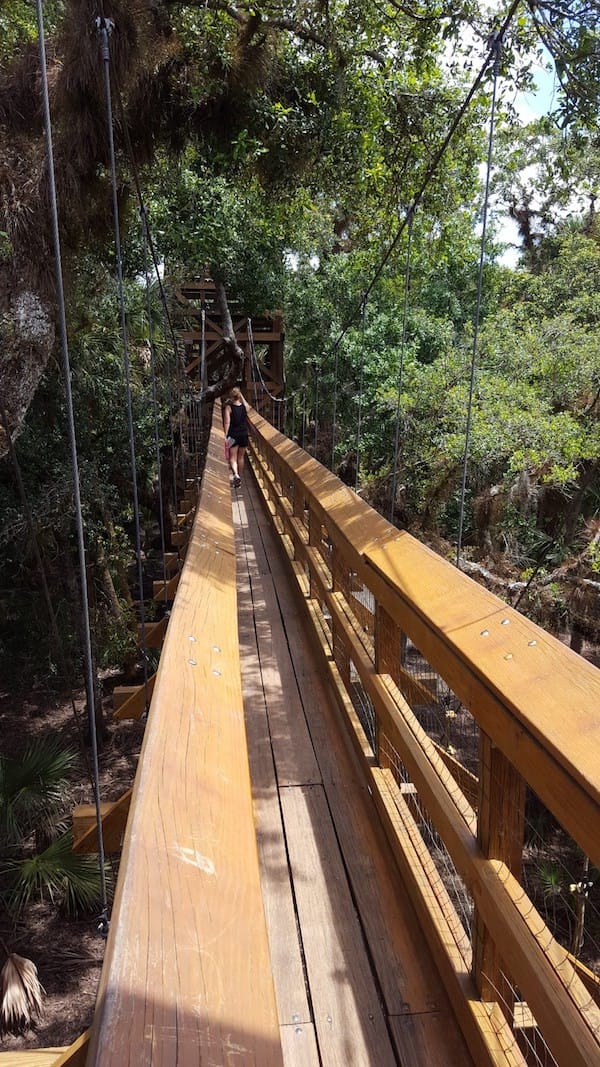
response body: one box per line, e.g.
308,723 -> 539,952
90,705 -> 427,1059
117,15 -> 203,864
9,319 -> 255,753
473,734 -> 526,1019
375,602 -> 404,769
332,546 -> 351,688
308,506 -> 321,599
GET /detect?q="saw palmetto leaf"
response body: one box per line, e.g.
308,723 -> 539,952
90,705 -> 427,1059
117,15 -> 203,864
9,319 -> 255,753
0,953 -> 44,1035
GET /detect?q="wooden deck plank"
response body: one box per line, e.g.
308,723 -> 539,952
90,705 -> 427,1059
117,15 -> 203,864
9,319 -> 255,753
279,783 -> 397,1066
388,1012 -> 475,1066
250,572 -> 321,787
236,571 -> 314,1029
279,1022 -> 321,1067
235,491 -> 321,789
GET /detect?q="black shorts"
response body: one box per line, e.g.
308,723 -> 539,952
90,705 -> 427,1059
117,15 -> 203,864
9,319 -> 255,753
230,434 -> 248,448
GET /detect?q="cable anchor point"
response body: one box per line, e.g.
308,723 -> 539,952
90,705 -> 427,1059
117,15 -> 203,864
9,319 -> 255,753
97,910 -> 110,939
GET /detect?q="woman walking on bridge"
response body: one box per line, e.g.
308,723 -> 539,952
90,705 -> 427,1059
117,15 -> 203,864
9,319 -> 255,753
223,386 -> 250,488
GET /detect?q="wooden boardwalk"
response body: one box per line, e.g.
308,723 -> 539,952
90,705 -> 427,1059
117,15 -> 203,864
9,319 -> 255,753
234,472 -> 472,1067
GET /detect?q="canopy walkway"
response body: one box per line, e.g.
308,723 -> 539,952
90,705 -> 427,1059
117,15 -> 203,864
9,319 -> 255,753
8,403 -> 600,1067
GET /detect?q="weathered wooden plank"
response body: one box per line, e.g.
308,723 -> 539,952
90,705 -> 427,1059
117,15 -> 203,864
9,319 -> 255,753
87,405 -> 283,1067
252,573 -> 321,788
388,1012 -> 473,1067
236,565 -> 313,1028
279,1022 -> 320,1067
280,783 -> 397,1066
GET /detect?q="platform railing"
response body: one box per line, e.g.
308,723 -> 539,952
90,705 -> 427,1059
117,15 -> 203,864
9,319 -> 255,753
248,411 -> 600,1067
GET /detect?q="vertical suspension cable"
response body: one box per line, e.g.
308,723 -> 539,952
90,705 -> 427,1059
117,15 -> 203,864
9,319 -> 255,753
314,362 -> 320,459
301,384 -> 307,449
355,294 -> 367,491
330,343 -> 340,471
390,209 -> 414,523
35,0 -> 109,932
141,207 -> 169,605
456,33 -> 502,569
97,18 -> 150,711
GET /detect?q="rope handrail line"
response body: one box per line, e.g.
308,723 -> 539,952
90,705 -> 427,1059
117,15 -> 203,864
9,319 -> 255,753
98,18 -> 151,715
35,0 -> 109,931
323,1 -> 522,364
456,34 -> 502,568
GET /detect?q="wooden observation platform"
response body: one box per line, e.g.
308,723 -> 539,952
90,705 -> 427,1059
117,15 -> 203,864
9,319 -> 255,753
7,405 -> 600,1067
177,277 -> 284,414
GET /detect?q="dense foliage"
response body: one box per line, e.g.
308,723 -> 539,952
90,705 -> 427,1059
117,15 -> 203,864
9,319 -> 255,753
0,0 -> 599,688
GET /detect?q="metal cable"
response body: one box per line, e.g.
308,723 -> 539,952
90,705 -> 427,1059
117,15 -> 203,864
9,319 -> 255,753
97,18 -> 150,711
355,294 -> 367,491
141,208 -> 169,605
35,0 -> 109,933
456,33 -> 502,568
389,209 -> 414,523
330,343 -> 340,470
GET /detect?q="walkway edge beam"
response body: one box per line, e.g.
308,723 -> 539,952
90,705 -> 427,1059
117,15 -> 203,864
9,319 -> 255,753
86,403 -> 283,1066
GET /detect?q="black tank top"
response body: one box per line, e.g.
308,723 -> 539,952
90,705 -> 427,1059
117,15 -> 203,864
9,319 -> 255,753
229,403 -> 247,433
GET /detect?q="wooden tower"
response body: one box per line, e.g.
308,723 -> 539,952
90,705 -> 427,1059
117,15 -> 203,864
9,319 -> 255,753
176,277 -> 284,416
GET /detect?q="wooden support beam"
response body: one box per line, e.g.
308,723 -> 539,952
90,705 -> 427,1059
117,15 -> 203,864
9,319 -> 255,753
138,617 -> 168,648
0,1053 -> 68,1065
112,673 -> 156,721
171,528 -> 190,548
473,734 -> 525,1016
73,790 -> 133,853
152,571 -> 180,602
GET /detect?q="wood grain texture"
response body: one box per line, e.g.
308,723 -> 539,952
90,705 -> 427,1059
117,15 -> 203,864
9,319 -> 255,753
279,1022 -> 320,1067
280,784 -> 397,1067
236,563 -> 314,1026
87,405 -> 283,1067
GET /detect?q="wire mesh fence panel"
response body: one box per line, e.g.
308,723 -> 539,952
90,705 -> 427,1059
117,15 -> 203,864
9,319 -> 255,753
348,660 -> 376,753
521,786 -> 600,996
379,729 -> 474,954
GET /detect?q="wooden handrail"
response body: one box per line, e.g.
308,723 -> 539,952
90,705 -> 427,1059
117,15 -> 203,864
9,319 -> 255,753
86,404 -> 283,1066
248,410 -> 600,1067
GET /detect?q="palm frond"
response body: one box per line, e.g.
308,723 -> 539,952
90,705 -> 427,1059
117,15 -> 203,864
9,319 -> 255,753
3,831 -> 108,916
0,953 -> 44,1035
0,736 -> 78,848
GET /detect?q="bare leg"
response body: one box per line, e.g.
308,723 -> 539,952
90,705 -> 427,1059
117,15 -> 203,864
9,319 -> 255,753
237,446 -> 246,478
229,444 -> 239,479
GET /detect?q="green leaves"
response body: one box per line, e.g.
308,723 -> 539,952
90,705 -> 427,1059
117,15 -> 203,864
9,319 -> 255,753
0,737 -> 78,851
3,832 -> 107,916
